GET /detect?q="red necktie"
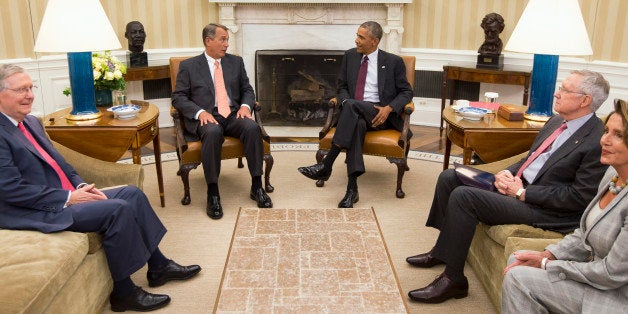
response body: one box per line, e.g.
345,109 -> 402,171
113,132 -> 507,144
354,56 -> 369,101
214,60 -> 231,118
18,122 -> 75,191
516,122 -> 567,178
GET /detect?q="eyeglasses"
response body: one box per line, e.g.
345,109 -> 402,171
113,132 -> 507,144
3,85 -> 38,95
558,86 -> 586,95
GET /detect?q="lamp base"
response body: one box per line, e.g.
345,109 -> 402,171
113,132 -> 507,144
524,112 -> 551,122
66,111 -> 103,121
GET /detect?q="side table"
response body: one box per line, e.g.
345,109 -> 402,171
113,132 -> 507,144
441,65 -> 531,135
44,103 -> 165,207
442,105 -> 544,170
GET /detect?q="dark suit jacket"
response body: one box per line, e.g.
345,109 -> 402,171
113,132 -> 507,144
171,53 -> 255,141
0,114 -> 84,233
506,114 -> 608,216
336,48 -> 413,132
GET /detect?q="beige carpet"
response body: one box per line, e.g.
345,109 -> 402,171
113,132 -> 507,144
104,151 -> 496,314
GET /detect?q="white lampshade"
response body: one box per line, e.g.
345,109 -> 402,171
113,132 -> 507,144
505,0 -> 592,56
34,0 -> 121,52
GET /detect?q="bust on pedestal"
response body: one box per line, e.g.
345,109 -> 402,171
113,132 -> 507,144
477,13 -> 505,69
125,21 -> 147,67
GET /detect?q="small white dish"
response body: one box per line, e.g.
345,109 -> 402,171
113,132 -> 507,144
451,99 -> 470,112
108,104 -> 141,119
457,107 -> 488,121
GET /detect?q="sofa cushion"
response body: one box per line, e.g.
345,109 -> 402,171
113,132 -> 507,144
86,232 -> 103,254
503,236 -> 563,261
483,223 -> 564,246
0,230 -> 88,312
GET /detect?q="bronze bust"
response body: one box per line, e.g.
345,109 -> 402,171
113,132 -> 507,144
125,21 -> 146,53
478,13 -> 505,56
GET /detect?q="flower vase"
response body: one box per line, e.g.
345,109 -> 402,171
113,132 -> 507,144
94,89 -> 113,107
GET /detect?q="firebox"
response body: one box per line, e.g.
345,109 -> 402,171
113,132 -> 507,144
255,50 -> 345,126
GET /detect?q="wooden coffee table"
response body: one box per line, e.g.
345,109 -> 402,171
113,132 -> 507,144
442,105 -> 545,170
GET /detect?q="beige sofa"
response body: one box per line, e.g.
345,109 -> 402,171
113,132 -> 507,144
465,153 -> 566,311
0,141 -> 144,313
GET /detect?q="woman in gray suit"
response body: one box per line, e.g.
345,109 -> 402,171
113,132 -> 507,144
502,98 -> 628,313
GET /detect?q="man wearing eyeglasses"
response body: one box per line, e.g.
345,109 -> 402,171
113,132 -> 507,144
0,64 -> 201,312
406,70 -> 610,304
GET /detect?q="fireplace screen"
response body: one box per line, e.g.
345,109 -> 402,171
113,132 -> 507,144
255,50 -> 345,126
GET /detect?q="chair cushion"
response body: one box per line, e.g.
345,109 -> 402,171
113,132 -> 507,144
319,128 -> 404,158
0,230 -> 88,312
181,137 -> 271,164
483,223 -> 564,246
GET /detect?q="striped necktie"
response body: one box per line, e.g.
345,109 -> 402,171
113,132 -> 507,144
516,122 -> 567,178
18,122 -> 75,191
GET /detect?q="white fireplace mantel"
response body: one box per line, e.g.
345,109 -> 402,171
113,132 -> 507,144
212,0 -> 411,55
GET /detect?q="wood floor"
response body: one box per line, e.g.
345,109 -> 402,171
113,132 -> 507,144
128,125 -> 463,159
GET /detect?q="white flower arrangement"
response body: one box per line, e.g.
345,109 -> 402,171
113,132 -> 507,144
92,51 -> 127,91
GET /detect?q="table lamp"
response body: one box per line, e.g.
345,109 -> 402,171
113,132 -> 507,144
505,0 -> 592,121
34,0 -> 121,120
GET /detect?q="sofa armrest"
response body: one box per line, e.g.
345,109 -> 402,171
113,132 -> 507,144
472,152 -> 528,174
503,236 -> 563,261
51,141 -> 144,190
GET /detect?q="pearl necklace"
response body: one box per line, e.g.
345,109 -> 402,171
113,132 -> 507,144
608,176 -> 628,195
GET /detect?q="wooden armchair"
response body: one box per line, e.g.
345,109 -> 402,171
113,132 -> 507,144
169,56 -> 274,205
315,55 -> 415,198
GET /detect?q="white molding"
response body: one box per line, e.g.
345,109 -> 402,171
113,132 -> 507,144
4,47 -> 627,128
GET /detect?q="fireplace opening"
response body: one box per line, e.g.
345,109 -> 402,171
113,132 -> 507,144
255,50 -> 345,126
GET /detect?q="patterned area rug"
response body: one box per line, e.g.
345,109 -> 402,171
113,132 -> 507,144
214,207 -> 408,313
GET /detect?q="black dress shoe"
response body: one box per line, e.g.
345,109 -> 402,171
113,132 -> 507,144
110,286 -> 170,312
408,273 -> 468,303
206,195 -> 223,220
406,251 -> 444,268
250,187 -> 273,208
338,189 -> 359,208
298,163 -> 331,181
147,259 -> 202,287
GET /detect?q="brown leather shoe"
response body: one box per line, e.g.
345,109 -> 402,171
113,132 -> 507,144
408,273 -> 468,303
406,251 -> 444,268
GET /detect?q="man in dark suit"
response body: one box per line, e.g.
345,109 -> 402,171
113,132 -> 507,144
172,23 -> 272,220
0,64 -> 201,312
298,21 -> 413,207
406,70 -> 610,303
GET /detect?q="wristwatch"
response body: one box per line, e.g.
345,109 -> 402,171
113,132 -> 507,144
515,188 -> 525,200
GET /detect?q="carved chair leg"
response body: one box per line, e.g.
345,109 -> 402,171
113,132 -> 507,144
315,149 -> 328,187
388,157 -> 407,198
263,153 -> 275,193
238,157 -> 244,168
177,163 -> 199,205
404,145 -> 411,171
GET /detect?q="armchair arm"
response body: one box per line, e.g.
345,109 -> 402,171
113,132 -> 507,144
397,102 -> 415,148
252,102 -> 271,143
319,98 -> 338,140
52,141 -> 144,190
170,107 -> 189,152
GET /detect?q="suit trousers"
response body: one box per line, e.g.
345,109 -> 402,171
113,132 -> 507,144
425,169 -> 569,274
332,100 -> 387,176
197,112 -> 264,187
502,253 -> 588,314
67,185 -> 166,281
